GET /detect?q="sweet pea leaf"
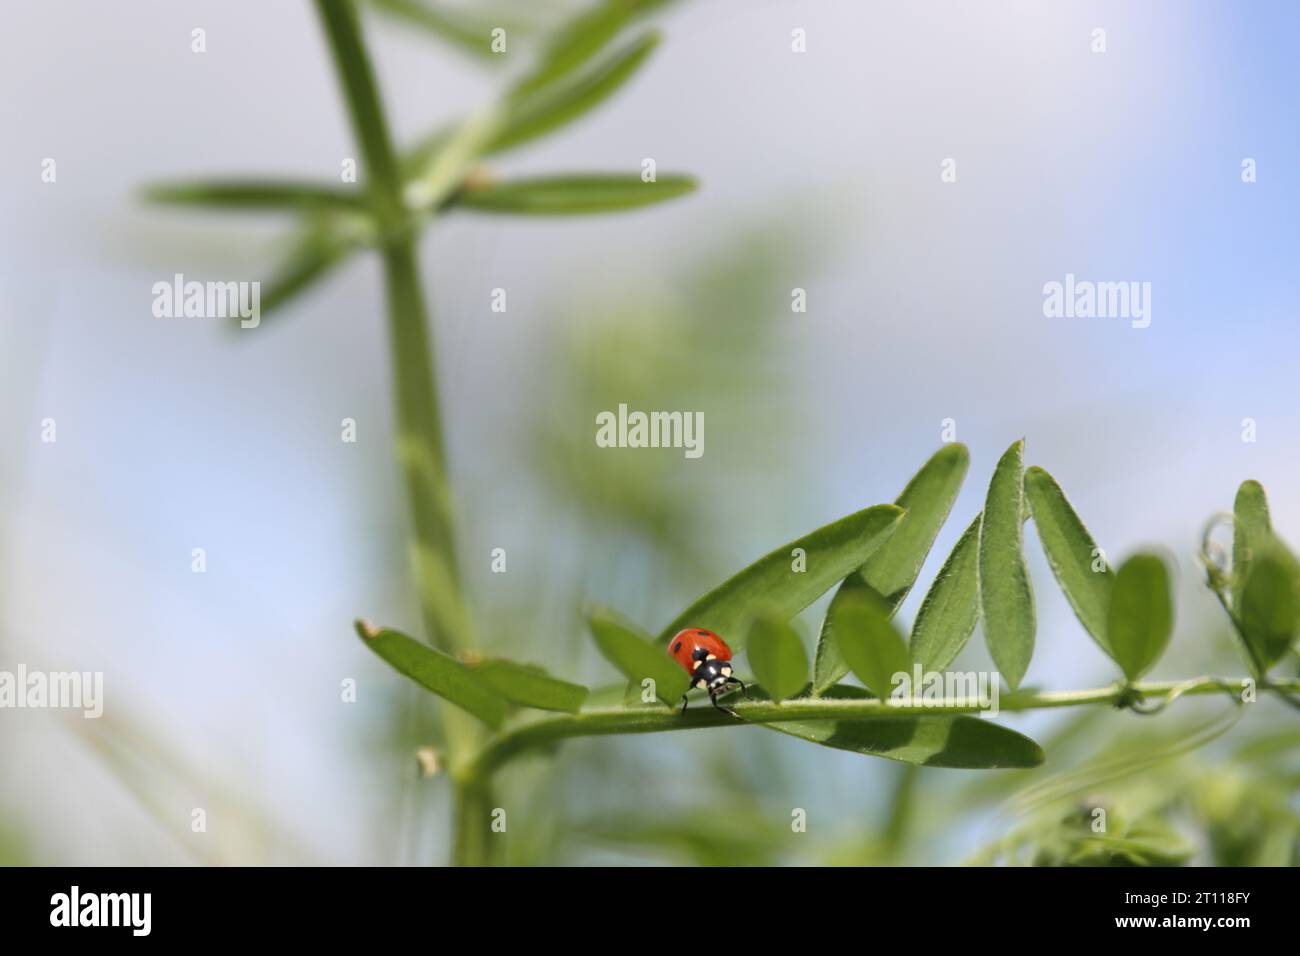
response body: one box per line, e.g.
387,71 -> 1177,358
1106,554 -> 1173,681
979,440 -> 1036,690
356,622 -> 506,729
657,503 -> 905,652
813,444 -> 969,691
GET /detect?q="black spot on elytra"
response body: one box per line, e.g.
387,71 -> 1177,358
672,642 -> 682,653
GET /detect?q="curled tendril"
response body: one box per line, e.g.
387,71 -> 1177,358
1198,511 -> 1236,592
1120,677 -> 1245,716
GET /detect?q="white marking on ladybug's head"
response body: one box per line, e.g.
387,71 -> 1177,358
721,664 -> 733,676
706,654 -> 717,660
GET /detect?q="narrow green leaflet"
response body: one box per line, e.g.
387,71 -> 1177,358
812,444 -> 969,691
493,32 -> 659,154
745,614 -> 808,701
1106,554 -> 1173,681
979,440 -> 1036,690
369,0 -> 504,61
143,180 -> 365,214
1239,544 -> 1300,672
830,590 -> 909,699
1024,466 -> 1114,656
588,606 -> 689,703
768,688 -> 1043,769
472,659 -> 589,713
1232,480 -> 1272,612
356,622 -> 506,729
657,503 -> 905,652
400,32 -> 659,180
451,174 -> 696,214
909,514 -> 982,672
514,0 -> 659,95
813,574 -> 873,692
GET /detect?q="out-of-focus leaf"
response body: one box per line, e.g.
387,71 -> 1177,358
493,31 -> 659,154
909,514 -> 981,671
1106,554 -> 1173,681
1024,466 -> 1114,657
745,613 -> 808,701
830,590 -> 909,699
143,180 -> 366,214
657,503 -> 904,651
768,688 -> 1043,769
979,440 -> 1035,690
1239,545 -> 1300,672
588,606 -> 689,703
355,621 -> 506,729
404,104 -> 509,212
472,659 -> 589,713
514,0 -> 665,95
812,444 -> 969,691
1232,480 -> 1271,611
257,227 -> 359,320
369,0 -> 504,60
451,173 -> 696,214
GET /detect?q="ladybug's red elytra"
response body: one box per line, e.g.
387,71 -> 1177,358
668,627 -> 749,718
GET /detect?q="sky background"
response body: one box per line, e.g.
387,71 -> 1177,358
2,0 -> 1298,864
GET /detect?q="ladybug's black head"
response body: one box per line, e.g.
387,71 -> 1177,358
691,658 -> 734,693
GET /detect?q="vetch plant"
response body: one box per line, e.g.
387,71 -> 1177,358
144,1 -> 1300,865
354,439 -> 1300,864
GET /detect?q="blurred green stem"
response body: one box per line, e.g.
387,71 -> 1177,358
317,0 -> 478,862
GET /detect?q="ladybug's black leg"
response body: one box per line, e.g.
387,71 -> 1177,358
680,693 -> 690,715
709,690 -> 743,720
727,675 -> 751,699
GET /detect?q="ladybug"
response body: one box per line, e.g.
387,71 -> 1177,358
669,627 -> 749,717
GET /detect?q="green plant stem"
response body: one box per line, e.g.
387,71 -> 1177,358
316,0 -> 470,657
465,676 -> 1300,779
452,779 -> 496,867
317,0 -> 480,862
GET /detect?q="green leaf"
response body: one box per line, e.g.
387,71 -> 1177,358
451,174 -> 696,215
257,226 -> 360,320
768,688 -> 1044,769
830,590 -> 909,699
355,622 -> 506,729
493,32 -> 659,154
1232,480 -> 1272,612
979,439 -> 1036,690
1239,545 -> 1300,672
472,659 -> 589,713
143,180 -> 366,214
745,614 -> 809,701
812,444 -> 969,691
514,0 -> 658,95
657,503 -> 905,651
588,606 -> 689,704
1024,466 -> 1114,656
399,31 -> 658,184
1106,554 -> 1174,681
369,0 -> 505,61
909,514 -> 982,672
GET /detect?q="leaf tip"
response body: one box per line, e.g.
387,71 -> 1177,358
355,618 -> 382,641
